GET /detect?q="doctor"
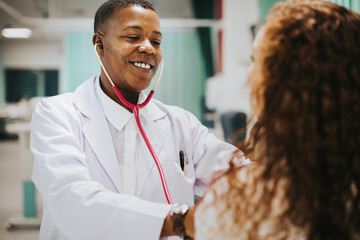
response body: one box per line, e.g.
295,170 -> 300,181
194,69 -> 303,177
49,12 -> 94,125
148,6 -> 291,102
30,0 -> 248,239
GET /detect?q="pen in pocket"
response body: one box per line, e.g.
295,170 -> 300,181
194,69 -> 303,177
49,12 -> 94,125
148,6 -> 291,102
179,151 -> 188,176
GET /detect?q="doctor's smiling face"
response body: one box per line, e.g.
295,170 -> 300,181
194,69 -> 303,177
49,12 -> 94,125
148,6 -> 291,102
93,4 -> 162,105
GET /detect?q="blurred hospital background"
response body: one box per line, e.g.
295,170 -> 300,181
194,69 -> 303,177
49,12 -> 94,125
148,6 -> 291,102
0,0 -> 358,239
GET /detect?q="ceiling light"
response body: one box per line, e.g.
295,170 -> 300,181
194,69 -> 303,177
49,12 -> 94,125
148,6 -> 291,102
1,28 -> 32,38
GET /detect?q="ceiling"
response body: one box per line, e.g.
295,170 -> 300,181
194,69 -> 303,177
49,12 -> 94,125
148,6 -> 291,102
0,0 -> 194,42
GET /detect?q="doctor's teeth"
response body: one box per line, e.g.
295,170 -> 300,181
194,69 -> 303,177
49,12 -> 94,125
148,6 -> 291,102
134,62 -> 151,69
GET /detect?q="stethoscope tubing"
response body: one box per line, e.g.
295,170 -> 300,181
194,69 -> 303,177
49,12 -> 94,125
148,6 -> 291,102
95,44 -> 173,204
112,86 -> 173,204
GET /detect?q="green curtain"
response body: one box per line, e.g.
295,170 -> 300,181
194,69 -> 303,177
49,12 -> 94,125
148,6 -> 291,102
0,59 -> 5,104
63,30 -> 206,119
191,0 -> 215,78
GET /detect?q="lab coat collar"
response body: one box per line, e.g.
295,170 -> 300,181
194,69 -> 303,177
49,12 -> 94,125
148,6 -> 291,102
74,76 -> 123,193
94,76 -> 131,132
74,76 -> 167,121
94,75 -> 166,129
73,76 -> 169,194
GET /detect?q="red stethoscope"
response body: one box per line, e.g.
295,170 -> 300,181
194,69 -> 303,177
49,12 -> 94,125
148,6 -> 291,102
94,44 -> 173,204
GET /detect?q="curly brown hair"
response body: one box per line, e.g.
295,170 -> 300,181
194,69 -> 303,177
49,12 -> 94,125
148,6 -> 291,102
212,0 -> 360,239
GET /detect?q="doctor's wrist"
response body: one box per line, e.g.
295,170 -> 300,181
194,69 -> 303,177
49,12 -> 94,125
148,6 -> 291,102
184,205 -> 195,239
160,214 -> 175,238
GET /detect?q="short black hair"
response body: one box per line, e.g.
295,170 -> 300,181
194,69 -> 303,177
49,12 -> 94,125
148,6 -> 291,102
94,0 -> 156,33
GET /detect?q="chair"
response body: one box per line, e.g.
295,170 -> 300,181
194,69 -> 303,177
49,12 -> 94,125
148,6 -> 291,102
201,96 -> 216,129
220,111 -> 247,144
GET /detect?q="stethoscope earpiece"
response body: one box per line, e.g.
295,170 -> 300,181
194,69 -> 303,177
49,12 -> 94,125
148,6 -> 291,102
96,42 -> 103,49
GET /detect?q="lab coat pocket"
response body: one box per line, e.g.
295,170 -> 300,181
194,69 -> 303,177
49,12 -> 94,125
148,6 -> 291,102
161,159 -> 195,181
160,160 -> 196,203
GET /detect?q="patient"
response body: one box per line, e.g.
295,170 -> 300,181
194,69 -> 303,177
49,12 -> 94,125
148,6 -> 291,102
194,0 -> 360,239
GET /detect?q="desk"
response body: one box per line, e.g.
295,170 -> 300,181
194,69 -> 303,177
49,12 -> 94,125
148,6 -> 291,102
5,122 -> 41,230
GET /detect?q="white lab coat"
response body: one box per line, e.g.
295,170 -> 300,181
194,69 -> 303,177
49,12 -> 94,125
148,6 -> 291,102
30,76 -> 244,240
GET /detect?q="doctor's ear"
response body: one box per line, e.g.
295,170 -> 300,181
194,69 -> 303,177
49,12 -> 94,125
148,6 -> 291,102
92,33 -> 104,54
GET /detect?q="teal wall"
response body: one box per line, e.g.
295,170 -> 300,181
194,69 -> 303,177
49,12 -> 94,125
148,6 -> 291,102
63,29 -> 206,119
259,0 -> 284,24
326,0 -> 360,12
63,32 -> 100,93
152,30 -> 206,119
260,0 -> 360,24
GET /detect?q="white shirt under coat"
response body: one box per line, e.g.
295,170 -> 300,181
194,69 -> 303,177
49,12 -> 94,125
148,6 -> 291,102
95,77 -> 140,196
30,75 -> 248,240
